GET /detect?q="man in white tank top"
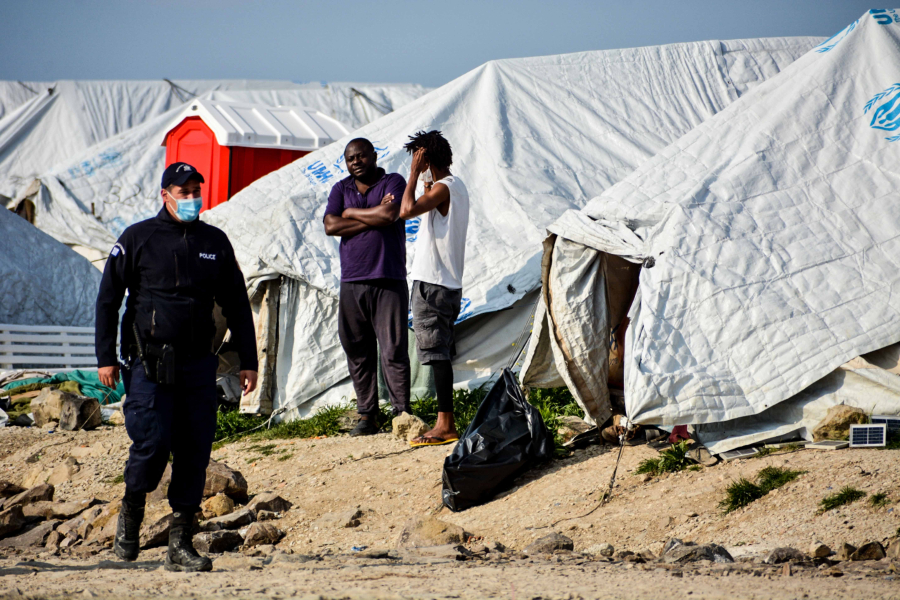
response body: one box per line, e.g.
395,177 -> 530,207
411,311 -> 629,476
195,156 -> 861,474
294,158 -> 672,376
398,131 -> 469,446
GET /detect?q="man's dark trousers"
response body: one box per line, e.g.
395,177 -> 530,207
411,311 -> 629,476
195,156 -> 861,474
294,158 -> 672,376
338,278 -> 411,417
121,354 -> 218,511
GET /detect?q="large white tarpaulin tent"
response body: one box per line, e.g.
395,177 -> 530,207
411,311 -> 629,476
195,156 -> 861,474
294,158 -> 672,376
0,208 -> 101,327
521,11 -> 900,452
12,83 -> 430,253
202,36 -> 821,420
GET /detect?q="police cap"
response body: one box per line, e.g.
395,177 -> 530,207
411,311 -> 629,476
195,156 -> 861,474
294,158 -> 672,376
161,162 -> 205,188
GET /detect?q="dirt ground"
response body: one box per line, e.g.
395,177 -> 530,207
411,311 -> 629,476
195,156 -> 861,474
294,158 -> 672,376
2,423 -> 899,599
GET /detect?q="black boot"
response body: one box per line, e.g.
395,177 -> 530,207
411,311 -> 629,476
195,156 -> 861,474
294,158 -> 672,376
349,416 -> 380,436
165,510 -> 211,572
113,492 -> 145,561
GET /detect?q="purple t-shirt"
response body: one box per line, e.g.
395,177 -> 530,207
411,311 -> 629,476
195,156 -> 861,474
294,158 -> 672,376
324,169 -> 407,282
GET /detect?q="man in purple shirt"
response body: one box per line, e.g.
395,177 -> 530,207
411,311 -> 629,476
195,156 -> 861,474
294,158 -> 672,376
324,138 -> 411,435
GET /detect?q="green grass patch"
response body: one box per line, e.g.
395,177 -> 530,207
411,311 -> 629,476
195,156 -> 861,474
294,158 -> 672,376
819,486 -> 866,513
719,466 -> 806,514
635,440 -> 695,476
105,473 -> 125,485
277,453 -> 294,462
868,492 -> 890,508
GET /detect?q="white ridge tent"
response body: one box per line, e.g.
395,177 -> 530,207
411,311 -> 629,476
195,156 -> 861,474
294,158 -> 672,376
521,11 -> 900,452
202,36 -> 821,420
13,83 -> 429,253
0,208 -> 101,327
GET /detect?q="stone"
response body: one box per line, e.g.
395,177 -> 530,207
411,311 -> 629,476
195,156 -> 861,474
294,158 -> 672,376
193,530 -> 244,554
243,522 -> 284,547
203,461 -> 249,503
662,544 -> 733,564
556,415 -> 593,443
391,412 -> 429,442
887,538 -> 900,560
764,547 -> 807,564
523,532 -> 574,555
212,555 -> 265,571
835,542 -> 856,561
255,510 -> 280,522
0,520 -> 59,547
22,499 -> 100,521
810,541 -> 831,559
0,481 -> 25,499
0,506 -> 26,538
850,541 -> 886,561
811,405 -> 867,441
139,502 -> 173,549
21,466 -> 49,489
395,516 -> 468,549
45,530 -> 62,551
313,509 -> 361,529
4,484 -> 54,509
58,505 -> 105,540
246,492 -> 293,514
30,388 -> 69,426
84,502 -> 121,545
59,396 -> 102,431
614,550 -> 635,561
662,538 -> 685,554
201,493 -> 235,519
106,411 -> 125,426
46,461 -> 80,487
147,465 -> 172,503
200,508 -> 256,532
406,544 -> 472,560
586,542 -> 614,557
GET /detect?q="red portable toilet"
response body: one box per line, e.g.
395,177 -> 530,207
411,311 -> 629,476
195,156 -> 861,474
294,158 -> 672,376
162,99 -> 350,211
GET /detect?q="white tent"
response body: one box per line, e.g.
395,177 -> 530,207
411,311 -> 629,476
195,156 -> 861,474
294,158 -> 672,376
13,83 -> 430,253
0,208 -> 101,327
0,81 -> 53,120
521,11 -> 900,451
201,36 -> 821,420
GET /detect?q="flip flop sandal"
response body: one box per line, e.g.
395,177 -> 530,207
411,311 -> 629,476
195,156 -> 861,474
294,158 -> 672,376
410,436 -> 460,448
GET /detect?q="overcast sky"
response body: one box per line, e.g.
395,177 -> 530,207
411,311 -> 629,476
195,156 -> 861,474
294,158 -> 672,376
0,1 -> 875,88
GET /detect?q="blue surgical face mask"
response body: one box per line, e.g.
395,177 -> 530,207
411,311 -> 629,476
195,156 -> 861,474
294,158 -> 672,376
168,191 -> 202,222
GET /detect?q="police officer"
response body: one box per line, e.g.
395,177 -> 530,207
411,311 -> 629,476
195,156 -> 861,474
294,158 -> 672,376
95,162 -> 258,572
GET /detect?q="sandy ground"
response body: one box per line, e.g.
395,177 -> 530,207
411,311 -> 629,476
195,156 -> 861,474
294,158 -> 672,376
2,424 -> 899,599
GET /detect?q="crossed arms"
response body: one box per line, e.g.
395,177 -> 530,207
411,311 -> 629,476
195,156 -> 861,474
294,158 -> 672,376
323,197 -> 400,238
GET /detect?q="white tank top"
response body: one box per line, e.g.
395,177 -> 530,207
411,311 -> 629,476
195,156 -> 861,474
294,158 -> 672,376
410,175 -> 469,289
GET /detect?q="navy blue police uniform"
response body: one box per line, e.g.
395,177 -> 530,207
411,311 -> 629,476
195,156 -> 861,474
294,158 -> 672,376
95,167 -> 257,515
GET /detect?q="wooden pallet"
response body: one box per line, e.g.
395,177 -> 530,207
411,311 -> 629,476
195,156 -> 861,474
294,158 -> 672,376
0,324 -> 98,373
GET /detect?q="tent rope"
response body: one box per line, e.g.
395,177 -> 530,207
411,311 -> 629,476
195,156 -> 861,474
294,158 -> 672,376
163,79 -> 197,103
17,81 -> 37,95
506,296 -> 540,370
350,88 -> 392,115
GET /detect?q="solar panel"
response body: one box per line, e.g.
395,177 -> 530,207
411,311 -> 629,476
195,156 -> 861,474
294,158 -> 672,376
806,440 -> 849,450
849,424 -> 887,448
871,415 -> 900,434
719,447 -> 759,461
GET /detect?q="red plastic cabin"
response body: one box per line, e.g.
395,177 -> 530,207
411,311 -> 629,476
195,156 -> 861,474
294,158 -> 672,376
162,99 -> 350,212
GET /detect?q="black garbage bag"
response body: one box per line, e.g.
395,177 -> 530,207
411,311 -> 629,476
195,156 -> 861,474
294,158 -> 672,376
441,368 -> 554,511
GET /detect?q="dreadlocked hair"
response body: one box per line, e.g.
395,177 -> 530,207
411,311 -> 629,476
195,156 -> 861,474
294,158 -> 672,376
404,130 -> 452,171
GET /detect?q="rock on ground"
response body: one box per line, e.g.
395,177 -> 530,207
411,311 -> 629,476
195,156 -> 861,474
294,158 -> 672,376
246,492 -> 293,514
764,547 -> 807,564
256,510 -> 280,522
46,459 -> 80,487
810,541 -> 831,558
556,416 -> 593,443
811,405 -> 867,441
203,461 -> 249,503
314,509 -> 361,529
22,499 -> 100,521
888,538 -> 900,560
0,481 -> 25,498
392,412 -> 429,442
84,502 -> 121,545
201,493 -> 235,519
139,501 -> 174,549
0,506 -> 26,538
30,388 -> 68,426
662,543 -> 733,564
835,542 -> 856,561
57,505 -> 105,541
0,520 -> 59,547
200,508 -> 256,532
586,542 -> 614,557
395,516 -> 469,549
850,541 -> 885,561
59,396 -> 102,431
242,522 -> 284,547
3,484 -> 54,509
193,530 -> 244,554
523,532 -> 574,555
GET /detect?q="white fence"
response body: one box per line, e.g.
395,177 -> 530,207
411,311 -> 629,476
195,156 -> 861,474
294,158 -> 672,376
0,324 -> 97,373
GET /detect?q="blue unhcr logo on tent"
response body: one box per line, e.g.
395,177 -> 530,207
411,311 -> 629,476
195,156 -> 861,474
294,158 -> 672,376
816,20 -> 857,53
870,9 -> 900,25
865,83 -> 900,141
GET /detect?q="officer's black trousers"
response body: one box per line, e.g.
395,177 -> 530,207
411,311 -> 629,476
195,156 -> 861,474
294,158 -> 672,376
121,354 -> 218,512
